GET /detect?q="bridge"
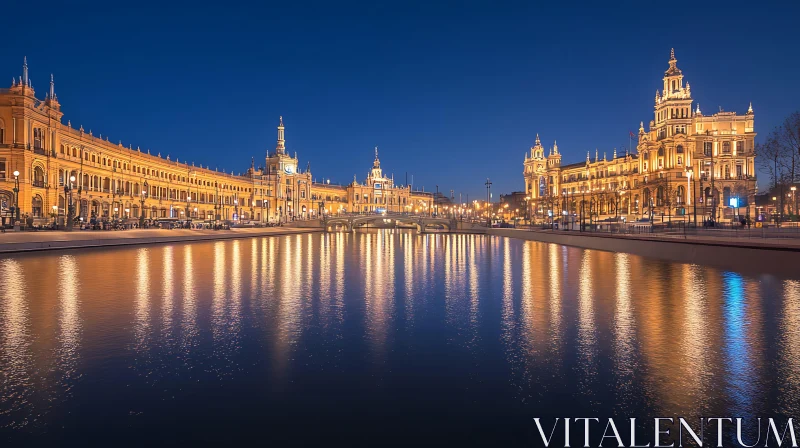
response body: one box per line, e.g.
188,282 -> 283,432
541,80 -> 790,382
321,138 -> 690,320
322,213 -> 455,233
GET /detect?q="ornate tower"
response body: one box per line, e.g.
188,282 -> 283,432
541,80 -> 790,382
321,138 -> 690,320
276,116 -> 286,155
370,146 -> 383,179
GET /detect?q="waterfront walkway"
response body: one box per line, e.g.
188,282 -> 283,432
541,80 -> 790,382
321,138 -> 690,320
0,227 -> 320,254
512,227 -> 800,251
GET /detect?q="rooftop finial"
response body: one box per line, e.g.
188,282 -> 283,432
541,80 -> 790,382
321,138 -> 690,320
670,48 -> 675,60
279,115 -> 284,126
22,56 -> 28,86
375,146 -> 379,160
535,133 -> 540,145
748,102 -> 753,114
49,73 -> 54,99
696,103 -> 701,115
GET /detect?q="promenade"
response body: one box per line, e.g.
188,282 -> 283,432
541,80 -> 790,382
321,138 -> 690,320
489,227 -> 800,277
0,227 -> 320,254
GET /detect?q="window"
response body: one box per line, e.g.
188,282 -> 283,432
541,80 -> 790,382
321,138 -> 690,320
33,128 -> 43,150
704,141 -> 712,156
738,140 -> 747,153
736,165 -> 743,178
0,159 -> 5,179
33,166 -> 45,187
676,145 -> 684,154
722,142 -> 731,154
32,195 -> 43,217
0,119 -> 4,143
677,156 -> 683,165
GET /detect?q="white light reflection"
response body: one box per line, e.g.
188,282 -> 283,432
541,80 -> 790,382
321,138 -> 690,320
57,255 -> 81,381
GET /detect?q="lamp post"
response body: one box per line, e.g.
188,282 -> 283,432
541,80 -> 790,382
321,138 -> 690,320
772,196 -> 778,225
52,205 -> 58,226
139,181 -> 148,229
687,168 -> 696,226
13,170 -> 20,223
234,199 -> 239,222
66,175 -> 76,231
792,186 -> 798,219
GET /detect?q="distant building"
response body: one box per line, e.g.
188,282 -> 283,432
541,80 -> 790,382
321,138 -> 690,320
523,49 -> 757,224
499,191 -> 527,221
0,58 -> 432,224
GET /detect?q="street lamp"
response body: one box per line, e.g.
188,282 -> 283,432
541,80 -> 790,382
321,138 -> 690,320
12,170 -> 20,223
139,181 -> 149,228
65,175 -> 76,231
52,205 -> 58,226
792,186 -> 798,219
772,196 -> 778,224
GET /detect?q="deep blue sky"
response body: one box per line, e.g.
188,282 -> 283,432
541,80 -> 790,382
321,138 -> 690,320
2,1 -> 798,200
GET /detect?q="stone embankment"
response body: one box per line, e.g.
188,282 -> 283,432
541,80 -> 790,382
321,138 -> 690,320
0,227 -> 320,254
488,228 -> 800,277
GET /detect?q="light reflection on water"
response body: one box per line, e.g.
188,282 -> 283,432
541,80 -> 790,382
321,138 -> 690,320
0,230 -> 798,444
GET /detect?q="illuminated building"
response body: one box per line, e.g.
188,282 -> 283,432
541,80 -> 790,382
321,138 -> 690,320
523,49 -> 757,224
0,58 -> 432,225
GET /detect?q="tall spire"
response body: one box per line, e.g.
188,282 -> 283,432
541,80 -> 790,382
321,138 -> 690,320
595,148 -> 599,162
747,102 -> 753,114
49,73 -> 55,99
22,56 -> 28,86
553,140 -> 558,155
373,146 -> 380,168
276,116 -> 285,154
535,133 -> 540,146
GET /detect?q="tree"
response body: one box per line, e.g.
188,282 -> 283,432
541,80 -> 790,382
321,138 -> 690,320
757,111 -> 800,221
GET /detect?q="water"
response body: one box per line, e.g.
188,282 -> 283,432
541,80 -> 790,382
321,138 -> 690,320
1,230 -> 799,445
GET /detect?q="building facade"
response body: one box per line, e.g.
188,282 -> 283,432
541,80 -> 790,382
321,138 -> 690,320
523,49 -> 757,224
0,58 -> 432,225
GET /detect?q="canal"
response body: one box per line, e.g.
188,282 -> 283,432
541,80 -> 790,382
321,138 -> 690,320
1,230 -> 798,445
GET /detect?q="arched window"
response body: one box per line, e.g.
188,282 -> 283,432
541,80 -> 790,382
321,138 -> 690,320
0,118 -> 5,144
33,166 -> 45,187
32,195 -> 43,217
677,186 -> 685,204
676,145 -> 684,153
658,147 -> 665,157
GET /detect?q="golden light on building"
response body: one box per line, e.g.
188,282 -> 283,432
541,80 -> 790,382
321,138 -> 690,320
523,49 -> 757,225
0,59 -> 433,226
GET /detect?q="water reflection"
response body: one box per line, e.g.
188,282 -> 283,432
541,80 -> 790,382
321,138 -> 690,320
57,255 -> 81,383
1,231 -> 799,443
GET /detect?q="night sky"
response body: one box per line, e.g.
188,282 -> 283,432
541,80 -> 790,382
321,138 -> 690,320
2,1 -> 797,200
